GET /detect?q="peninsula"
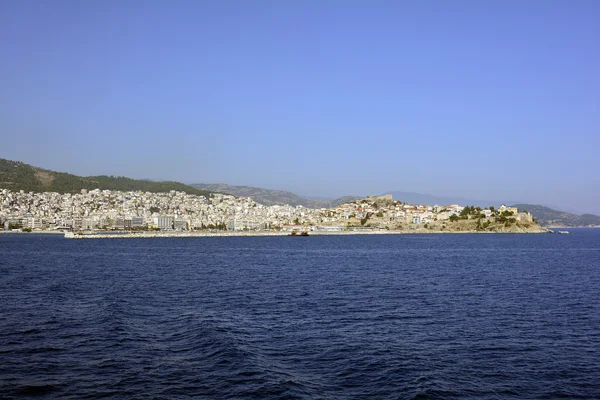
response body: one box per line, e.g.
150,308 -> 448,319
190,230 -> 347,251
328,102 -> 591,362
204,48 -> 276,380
0,158 -> 548,236
1,188 -> 546,236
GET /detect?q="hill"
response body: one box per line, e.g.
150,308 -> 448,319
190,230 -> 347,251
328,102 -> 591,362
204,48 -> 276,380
510,204 -> 600,227
0,158 -> 214,196
191,183 -> 360,208
383,190 -> 518,209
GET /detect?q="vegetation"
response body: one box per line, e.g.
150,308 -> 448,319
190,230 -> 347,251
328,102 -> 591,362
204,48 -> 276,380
0,158 -> 214,196
459,205 -> 482,218
360,212 -> 372,226
193,222 -> 227,230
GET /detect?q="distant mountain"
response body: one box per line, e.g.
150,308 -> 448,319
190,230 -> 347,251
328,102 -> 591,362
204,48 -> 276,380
0,158 -> 214,196
302,195 -> 335,201
510,204 -> 600,227
191,183 -> 360,208
383,190 -> 513,208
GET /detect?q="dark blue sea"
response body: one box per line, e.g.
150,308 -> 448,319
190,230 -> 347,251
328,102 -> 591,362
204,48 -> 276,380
1,231 -> 599,399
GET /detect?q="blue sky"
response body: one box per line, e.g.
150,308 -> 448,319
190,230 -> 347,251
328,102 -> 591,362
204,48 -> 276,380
1,1 -> 599,213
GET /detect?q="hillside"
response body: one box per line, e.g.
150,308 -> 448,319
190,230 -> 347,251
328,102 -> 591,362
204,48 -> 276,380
511,204 -> 600,227
191,183 -> 360,208
0,158 -> 214,196
383,190 -> 518,209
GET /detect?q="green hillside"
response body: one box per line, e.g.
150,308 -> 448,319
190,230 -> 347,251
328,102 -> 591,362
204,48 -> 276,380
511,203 -> 600,227
0,158 -> 214,196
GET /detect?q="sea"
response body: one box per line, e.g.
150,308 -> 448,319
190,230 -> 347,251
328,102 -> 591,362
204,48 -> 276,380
1,230 -> 599,399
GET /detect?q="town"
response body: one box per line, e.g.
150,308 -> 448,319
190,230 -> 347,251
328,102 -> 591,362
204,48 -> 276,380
0,188 -> 541,234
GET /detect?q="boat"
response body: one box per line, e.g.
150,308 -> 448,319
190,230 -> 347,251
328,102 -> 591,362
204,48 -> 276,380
558,230 -> 570,234
289,231 -> 309,236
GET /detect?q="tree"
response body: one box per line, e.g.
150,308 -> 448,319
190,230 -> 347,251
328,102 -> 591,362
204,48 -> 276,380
489,206 -> 495,213
360,212 -> 372,226
449,214 -> 459,222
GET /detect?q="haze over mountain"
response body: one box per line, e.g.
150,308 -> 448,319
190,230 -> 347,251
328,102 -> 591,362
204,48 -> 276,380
2,157 -> 598,227
192,182 -> 600,227
381,191 -> 516,210
379,191 -> 588,216
189,184 -> 600,227
510,204 -> 600,228
191,183 -> 360,208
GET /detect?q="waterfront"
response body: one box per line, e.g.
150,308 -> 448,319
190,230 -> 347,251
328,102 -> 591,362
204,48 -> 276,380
1,230 -> 599,399
1,188 -> 539,233
63,228 -> 547,239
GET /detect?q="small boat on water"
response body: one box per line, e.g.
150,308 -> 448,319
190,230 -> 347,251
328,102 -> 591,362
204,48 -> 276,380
289,231 -> 309,236
558,230 -> 570,234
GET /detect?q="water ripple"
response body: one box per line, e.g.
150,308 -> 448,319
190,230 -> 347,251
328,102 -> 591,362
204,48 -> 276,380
1,231 -> 599,399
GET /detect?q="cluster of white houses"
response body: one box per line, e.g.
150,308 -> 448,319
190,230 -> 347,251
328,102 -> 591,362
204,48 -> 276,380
1,188 -> 530,232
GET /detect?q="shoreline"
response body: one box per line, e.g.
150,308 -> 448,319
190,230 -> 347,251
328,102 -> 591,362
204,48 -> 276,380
58,229 -> 549,239
1,227 -> 555,239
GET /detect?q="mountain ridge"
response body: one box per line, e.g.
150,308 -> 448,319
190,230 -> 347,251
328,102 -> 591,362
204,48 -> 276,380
0,158 -> 214,197
382,190 -> 512,209
2,158 -> 597,227
509,204 -> 600,228
190,183 -> 361,208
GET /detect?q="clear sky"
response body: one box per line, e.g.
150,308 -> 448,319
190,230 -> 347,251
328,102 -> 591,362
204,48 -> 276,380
1,1 -> 599,213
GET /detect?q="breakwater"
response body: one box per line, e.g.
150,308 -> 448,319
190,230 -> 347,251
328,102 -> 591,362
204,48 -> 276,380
64,228 -> 549,239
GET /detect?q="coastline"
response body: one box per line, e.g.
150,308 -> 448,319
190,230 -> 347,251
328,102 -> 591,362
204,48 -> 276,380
59,228 -> 549,239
